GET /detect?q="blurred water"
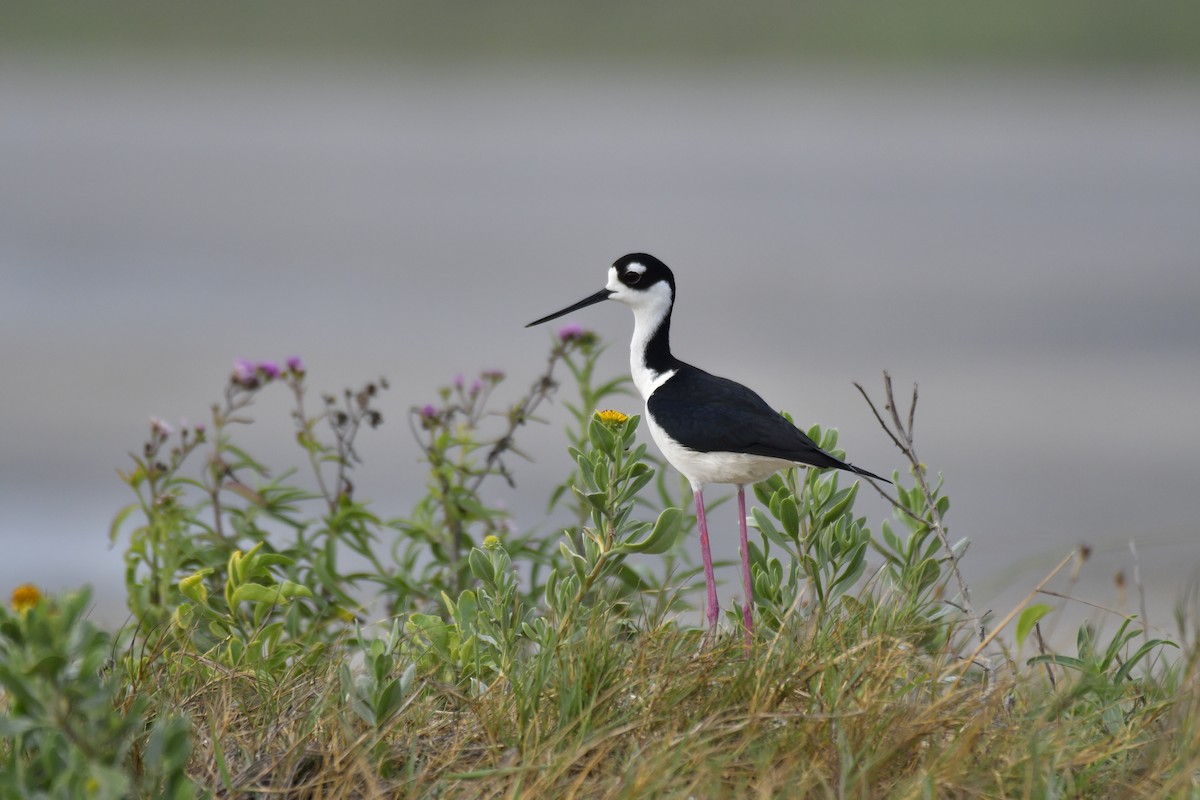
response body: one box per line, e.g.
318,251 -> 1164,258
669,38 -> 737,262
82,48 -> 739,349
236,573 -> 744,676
2,55 -> 1198,642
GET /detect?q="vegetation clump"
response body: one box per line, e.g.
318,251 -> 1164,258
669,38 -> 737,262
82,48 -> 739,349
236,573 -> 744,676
1,333 -> 1195,798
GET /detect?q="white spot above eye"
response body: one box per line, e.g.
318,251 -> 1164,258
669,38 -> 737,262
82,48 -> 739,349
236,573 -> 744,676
625,262 -> 646,275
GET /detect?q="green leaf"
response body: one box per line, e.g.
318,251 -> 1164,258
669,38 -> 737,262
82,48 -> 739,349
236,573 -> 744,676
230,582 -> 288,606
752,480 -> 775,507
246,553 -> 295,572
879,520 -> 900,553
831,543 -> 867,595
751,507 -> 790,549
820,483 -> 859,528
912,557 -> 941,591
398,662 -> 417,695
547,483 -> 569,511
1100,617 -> 1138,670
560,541 -> 588,581
276,580 -> 314,600
1114,638 -> 1178,682
455,590 -> 478,629
0,662 -> 41,712
587,417 -> 616,455
618,507 -> 683,555
29,654 -> 67,679
0,715 -> 38,737
375,678 -> 407,725
468,548 -> 495,585
1027,654 -> 1086,671
779,495 -> 800,540
229,542 -> 263,584
1016,603 -> 1054,648
619,418 -> 641,449
592,460 -> 609,492
1076,623 -> 1096,660
407,613 -> 455,659
584,491 -> 608,512
179,568 -> 214,605
108,502 -> 140,545
617,465 -> 656,505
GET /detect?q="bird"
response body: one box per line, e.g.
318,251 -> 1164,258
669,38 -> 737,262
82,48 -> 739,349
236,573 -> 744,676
526,253 -> 888,644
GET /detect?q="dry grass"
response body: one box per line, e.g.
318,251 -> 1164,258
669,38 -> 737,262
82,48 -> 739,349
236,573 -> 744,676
134,605 -> 1200,799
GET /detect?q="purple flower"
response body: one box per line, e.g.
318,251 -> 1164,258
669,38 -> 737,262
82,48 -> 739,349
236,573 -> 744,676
482,369 -> 505,383
286,355 -> 305,374
258,360 -> 280,380
558,323 -> 585,342
193,421 -> 206,436
453,373 -> 465,390
418,404 -> 439,429
470,379 -> 483,396
150,416 -> 173,439
233,358 -> 257,387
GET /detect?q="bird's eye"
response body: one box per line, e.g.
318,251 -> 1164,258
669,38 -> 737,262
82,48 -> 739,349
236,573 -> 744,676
624,270 -> 641,285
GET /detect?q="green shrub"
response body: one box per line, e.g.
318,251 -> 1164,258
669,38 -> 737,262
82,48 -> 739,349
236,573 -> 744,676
0,336 -> 1193,797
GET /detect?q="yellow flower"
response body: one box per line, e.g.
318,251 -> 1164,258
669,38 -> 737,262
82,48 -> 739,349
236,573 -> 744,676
11,583 -> 42,614
595,409 -> 629,427
483,535 -> 501,550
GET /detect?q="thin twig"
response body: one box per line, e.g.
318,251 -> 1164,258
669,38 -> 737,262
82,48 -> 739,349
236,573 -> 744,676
1036,588 -> 1174,639
854,371 -> 979,641
1129,539 -> 1150,647
907,381 -> 918,440
853,381 -> 907,454
288,381 -> 335,511
467,346 -> 566,496
952,548 -> 1079,687
1033,622 -> 1057,689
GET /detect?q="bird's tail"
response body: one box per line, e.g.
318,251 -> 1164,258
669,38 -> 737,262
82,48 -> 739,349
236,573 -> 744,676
843,461 -> 891,485
800,448 -> 891,485
811,450 -> 891,484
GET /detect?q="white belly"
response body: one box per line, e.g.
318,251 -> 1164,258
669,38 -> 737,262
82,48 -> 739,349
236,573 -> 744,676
645,408 -> 794,489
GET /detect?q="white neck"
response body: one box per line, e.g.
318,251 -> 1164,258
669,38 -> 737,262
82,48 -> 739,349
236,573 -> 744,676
628,296 -> 675,401
604,266 -> 678,402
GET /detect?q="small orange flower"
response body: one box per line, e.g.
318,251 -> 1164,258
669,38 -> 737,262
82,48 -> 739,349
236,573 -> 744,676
596,409 -> 629,427
11,583 -> 42,614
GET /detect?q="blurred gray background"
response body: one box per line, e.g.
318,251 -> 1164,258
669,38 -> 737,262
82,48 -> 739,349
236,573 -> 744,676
2,2 -> 1198,641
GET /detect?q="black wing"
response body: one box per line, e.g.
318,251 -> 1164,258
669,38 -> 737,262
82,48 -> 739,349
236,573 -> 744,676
649,366 -> 888,482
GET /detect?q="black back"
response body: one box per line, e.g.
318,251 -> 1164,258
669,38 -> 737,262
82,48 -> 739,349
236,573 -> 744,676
648,365 -> 887,481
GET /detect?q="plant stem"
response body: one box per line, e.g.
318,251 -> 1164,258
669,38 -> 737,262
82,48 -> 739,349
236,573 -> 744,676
854,371 -> 980,641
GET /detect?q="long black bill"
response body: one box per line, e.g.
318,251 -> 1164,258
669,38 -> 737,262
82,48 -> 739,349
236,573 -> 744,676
525,288 -> 613,327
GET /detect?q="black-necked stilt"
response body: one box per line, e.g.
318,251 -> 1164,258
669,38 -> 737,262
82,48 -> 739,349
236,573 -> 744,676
527,253 -> 887,642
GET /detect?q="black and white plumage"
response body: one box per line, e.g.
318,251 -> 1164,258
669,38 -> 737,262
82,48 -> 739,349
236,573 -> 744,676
527,253 -> 887,643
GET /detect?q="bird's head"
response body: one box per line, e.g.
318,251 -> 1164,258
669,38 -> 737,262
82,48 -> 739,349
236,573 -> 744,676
526,253 -> 675,328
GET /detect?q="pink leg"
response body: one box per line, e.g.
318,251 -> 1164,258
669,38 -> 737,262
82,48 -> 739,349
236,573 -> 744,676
693,485 -> 720,632
738,484 -> 754,648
